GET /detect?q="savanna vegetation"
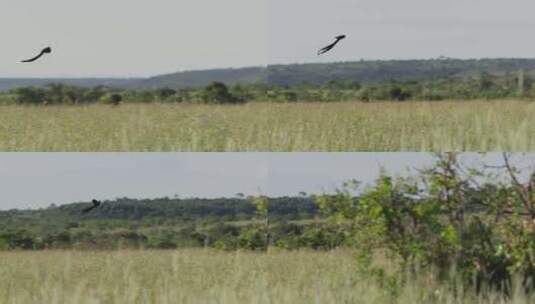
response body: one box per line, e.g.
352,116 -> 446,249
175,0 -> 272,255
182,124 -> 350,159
1,69 -> 534,105
0,100 -> 534,151
2,249 -> 533,304
2,58 -> 535,151
2,154 -> 535,302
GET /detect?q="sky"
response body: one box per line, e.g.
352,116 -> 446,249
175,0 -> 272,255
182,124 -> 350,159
0,153 -> 534,210
0,0 -> 267,78
268,0 -> 535,64
3,0 -> 535,77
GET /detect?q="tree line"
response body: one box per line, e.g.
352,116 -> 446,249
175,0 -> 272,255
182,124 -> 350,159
0,196 -> 332,251
1,70 -> 535,105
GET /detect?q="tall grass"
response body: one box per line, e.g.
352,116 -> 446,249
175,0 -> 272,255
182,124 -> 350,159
0,100 -> 534,151
0,249 -> 532,304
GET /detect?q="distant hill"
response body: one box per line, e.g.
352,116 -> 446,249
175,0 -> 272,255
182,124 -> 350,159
0,67 -> 267,92
128,66 -> 267,89
0,78 -> 141,91
266,58 -> 535,86
0,196 -> 318,222
3,58 -> 535,91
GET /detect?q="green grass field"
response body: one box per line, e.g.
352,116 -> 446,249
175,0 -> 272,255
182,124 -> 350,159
1,249 -> 532,304
1,100 -> 535,151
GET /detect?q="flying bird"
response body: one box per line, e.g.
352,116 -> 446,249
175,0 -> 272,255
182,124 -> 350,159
318,35 -> 346,55
21,47 -> 52,63
82,199 -> 101,214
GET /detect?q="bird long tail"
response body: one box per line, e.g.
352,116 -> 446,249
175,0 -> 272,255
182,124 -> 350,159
20,51 -> 45,63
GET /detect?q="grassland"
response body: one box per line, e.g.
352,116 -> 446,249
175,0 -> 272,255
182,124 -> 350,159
1,100 -> 535,151
0,249 -> 531,304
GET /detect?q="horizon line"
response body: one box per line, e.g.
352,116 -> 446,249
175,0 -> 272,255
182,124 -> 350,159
2,56 -> 535,79
0,193 -> 340,212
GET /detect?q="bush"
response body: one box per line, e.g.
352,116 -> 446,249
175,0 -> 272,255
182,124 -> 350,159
316,154 -> 535,296
13,87 -> 47,104
147,230 -> 177,249
99,93 -> 123,105
238,228 -> 266,251
202,82 -> 239,104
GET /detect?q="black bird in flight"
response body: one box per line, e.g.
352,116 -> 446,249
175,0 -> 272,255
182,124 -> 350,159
21,47 -> 52,63
318,35 -> 346,55
82,199 -> 101,214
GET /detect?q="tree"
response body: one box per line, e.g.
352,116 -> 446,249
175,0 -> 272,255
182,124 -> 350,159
388,86 -> 411,101
202,82 -> 237,104
315,153 -> 535,295
45,83 -> 65,104
12,87 -> 46,104
478,72 -> 494,91
99,93 -> 123,106
156,87 -> 177,101
252,195 -> 270,249
82,86 -> 107,102
230,84 -> 253,102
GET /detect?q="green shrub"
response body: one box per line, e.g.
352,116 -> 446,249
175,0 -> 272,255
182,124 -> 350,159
99,93 -> 123,105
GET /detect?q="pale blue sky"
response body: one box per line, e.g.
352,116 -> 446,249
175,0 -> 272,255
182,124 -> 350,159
268,0 -> 535,64
3,0 -> 535,77
0,0 -> 267,77
0,153 -> 533,210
